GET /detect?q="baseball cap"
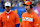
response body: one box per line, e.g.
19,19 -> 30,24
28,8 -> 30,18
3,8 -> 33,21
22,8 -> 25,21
5,2 -> 11,7
23,1 -> 32,5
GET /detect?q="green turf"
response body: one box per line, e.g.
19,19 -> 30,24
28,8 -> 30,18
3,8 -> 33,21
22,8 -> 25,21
20,18 -> 21,22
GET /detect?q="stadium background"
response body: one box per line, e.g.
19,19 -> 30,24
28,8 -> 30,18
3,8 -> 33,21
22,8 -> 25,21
0,0 -> 40,27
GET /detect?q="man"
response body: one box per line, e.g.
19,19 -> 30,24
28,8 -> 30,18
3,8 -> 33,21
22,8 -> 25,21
1,2 -> 20,27
20,1 -> 39,27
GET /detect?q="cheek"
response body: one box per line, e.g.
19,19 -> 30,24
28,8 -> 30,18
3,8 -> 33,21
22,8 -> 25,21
5,7 -> 7,9
28,6 -> 30,8
9,8 -> 11,9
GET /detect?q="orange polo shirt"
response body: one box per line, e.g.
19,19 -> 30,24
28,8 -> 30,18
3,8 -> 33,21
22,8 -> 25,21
0,16 -> 2,27
1,10 -> 20,27
20,11 -> 39,27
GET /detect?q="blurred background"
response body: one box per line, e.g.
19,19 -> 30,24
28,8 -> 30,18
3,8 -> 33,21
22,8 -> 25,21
0,0 -> 40,26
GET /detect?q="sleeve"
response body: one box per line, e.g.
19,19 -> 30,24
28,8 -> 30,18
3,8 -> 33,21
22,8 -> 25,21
15,13 -> 20,24
15,13 -> 20,27
34,13 -> 39,27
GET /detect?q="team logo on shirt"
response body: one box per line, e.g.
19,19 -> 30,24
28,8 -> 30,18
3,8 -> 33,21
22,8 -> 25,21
7,15 -> 9,19
22,17 -> 33,22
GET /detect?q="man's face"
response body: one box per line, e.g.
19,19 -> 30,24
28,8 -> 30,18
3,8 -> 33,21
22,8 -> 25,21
37,3 -> 40,7
5,6 -> 11,12
25,5 -> 30,10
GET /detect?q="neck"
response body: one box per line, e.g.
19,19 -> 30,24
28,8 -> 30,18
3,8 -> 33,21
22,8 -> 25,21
6,10 -> 11,13
6,10 -> 11,14
6,10 -> 10,12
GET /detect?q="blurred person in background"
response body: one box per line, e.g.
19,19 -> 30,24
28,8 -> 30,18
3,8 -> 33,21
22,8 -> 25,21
3,2 -> 5,9
0,1 -> 2,8
0,2 -> 20,27
34,1 -> 40,18
20,1 -> 39,27
0,0 -> 4,9
0,1 -> 1,8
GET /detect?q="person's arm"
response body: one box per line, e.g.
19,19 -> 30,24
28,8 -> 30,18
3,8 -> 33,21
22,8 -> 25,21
0,15 -> 2,27
0,16 -> 2,27
34,13 -> 39,27
15,13 -> 20,27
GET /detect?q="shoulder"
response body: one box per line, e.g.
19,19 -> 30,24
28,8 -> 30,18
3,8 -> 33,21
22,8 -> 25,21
22,12 -> 27,17
33,12 -> 38,15
33,12 -> 38,18
11,10 -> 18,15
22,12 -> 27,15
0,12 -> 5,17
0,13 -> 4,20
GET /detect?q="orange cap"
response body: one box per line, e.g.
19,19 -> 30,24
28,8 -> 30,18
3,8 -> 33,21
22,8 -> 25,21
24,1 -> 32,5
